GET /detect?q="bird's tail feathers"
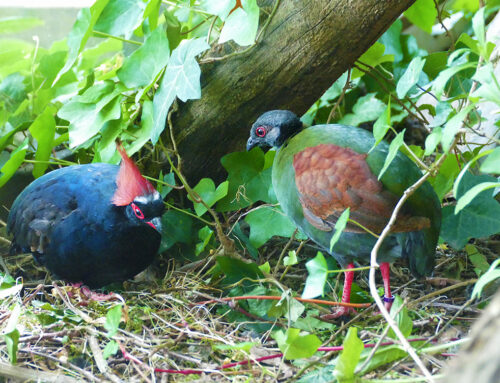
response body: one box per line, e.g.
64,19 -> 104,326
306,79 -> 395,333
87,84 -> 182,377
402,230 -> 435,278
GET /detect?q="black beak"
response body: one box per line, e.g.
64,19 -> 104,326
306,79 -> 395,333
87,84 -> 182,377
246,137 -> 257,151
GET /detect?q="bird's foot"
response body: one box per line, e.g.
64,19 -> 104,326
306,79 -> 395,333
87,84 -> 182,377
372,295 -> 395,316
321,305 -> 357,320
67,283 -> 118,303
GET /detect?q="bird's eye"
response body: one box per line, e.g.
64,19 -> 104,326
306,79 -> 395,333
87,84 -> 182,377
255,126 -> 267,137
131,203 -> 145,220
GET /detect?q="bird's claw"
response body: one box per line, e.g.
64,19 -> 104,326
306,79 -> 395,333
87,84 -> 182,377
320,306 -> 357,320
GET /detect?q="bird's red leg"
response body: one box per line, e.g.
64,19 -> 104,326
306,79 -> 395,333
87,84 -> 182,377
380,262 -> 395,311
68,282 -> 117,303
322,263 -> 357,319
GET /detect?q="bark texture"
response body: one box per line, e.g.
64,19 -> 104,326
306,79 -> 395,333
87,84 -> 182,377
441,290 -> 500,383
171,0 -> 416,181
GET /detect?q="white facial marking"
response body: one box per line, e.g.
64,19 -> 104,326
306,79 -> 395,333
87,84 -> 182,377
133,196 -> 149,204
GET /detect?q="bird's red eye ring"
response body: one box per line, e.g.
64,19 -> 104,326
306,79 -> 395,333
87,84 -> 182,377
131,203 -> 145,220
255,126 -> 267,137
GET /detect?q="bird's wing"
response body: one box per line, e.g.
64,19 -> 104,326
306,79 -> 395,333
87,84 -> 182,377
293,143 -> 430,234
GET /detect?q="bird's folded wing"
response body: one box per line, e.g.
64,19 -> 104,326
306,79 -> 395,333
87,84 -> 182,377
293,143 -> 430,234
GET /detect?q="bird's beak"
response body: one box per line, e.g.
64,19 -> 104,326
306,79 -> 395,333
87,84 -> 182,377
246,137 -> 257,151
147,217 -> 162,233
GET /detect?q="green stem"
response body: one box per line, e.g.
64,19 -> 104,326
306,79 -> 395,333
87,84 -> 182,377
92,30 -> 142,46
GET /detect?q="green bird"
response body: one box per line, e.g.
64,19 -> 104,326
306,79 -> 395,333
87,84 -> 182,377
247,110 -> 441,317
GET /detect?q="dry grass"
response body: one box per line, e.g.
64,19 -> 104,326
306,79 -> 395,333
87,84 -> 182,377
0,237 -> 488,382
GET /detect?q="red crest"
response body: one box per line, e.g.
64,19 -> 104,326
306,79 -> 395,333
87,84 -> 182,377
111,144 -> 156,206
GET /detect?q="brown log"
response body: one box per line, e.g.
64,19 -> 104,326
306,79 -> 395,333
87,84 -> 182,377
170,0 -> 416,182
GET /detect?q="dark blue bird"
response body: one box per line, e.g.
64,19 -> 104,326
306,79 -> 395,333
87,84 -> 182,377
7,145 -> 164,288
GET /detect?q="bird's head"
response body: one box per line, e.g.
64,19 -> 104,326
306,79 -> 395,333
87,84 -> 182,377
247,110 -> 303,151
111,144 -> 164,233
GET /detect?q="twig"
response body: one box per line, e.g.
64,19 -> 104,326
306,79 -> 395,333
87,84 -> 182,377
89,336 -> 122,383
327,69 -> 351,123
0,361 -> 80,383
193,295 -> 371,308
273,228 -> 298,275
409,279 -> 478,307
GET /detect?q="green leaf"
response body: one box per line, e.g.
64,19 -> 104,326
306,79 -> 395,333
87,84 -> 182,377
428,154 -> 461,200
0,138 -> 28,188
4,329 -> 19,364
189,178 -> 229,216
302,252 -> 328,299
339,93 -> 386,126
404,0 -> 437,33
29,105 -> 57,178
442,105 -> 473,152
378,129 -> 405,180
214,341 -> 256,353
217,149 -> 276,211
151,38 -> 209,143
396,57 -> 426,99
273,328 -> 321,360
284,250 -> 298,266
334,327 -> 364,381
471,63 -> 500,105
378,20 -> 403,63
94,0 -> 146,38
387,296 -> 413,339
200,0 -> 236,20
471,259 -> 500,300
219,0 -> 259,46
330,208 -> 350,252
373,100 -> 391,146
480,147 -> 500,174
352,42 -> 394,79
58,82 -> 123,147
465,244 -> 490,275
431,62 -> 477,99
126,100 -> 154,155
160,209 -> 195,251
455,182 -> 500,213
424,127 -> 442,156
357,344 -> 407,375
117,27 -> 170,88
0,39 -> 34,78
104,305 -> 122,337
157,171 -> 176,198
53,0 -> 110,85
102,340 -> 119,359
472,7 -> 485,56
441,172 -> 500,249
0,17 -> 44,34
216,256 -> 264,286
195,226 -> 214,255
244,205 -> 297,248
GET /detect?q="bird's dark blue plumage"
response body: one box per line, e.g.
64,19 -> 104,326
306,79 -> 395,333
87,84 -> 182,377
7,150 -> 164,288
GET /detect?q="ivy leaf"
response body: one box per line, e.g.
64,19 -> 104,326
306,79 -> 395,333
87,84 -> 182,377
58,82 -> 123,147
53,0 -> 110,85
284,250 -> 298,266
455,182 -> 500,214
471,259 -> 500,300
339,93 -> 386,126
431,62 -> 477,99
352,42 -> 394,79
102,340 -> 119,359
29,105 -> 56,178
189,178 -> 229,216
302,252 -> 328,299
219,0 -> 259,46
0,138 -> 28,188
217,148 -> 276,211
334,327 -> 364,381
404,0 -> 437,33
94,0 -> 146,38
441,172 -> 500,249
117,27 -> 170,88
244,205 -> 297,248
151,38 -> 209,143
378,129 -> 405,180
396,56 -> 426,99
373,100 -> 391,146
273,328 -> 321,360
471,63 -> 500,105
104,305 -> 122,337
330,208 -> 349,252
387,296 -> 413,339
480,147 -> 500,174
441,105 -> 473,152
199,0 -> 235,20
4,329 -> 19,364
424,127 -> 442,156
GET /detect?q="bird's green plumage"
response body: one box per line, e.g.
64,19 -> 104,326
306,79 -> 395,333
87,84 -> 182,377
273,124 -> 441,277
